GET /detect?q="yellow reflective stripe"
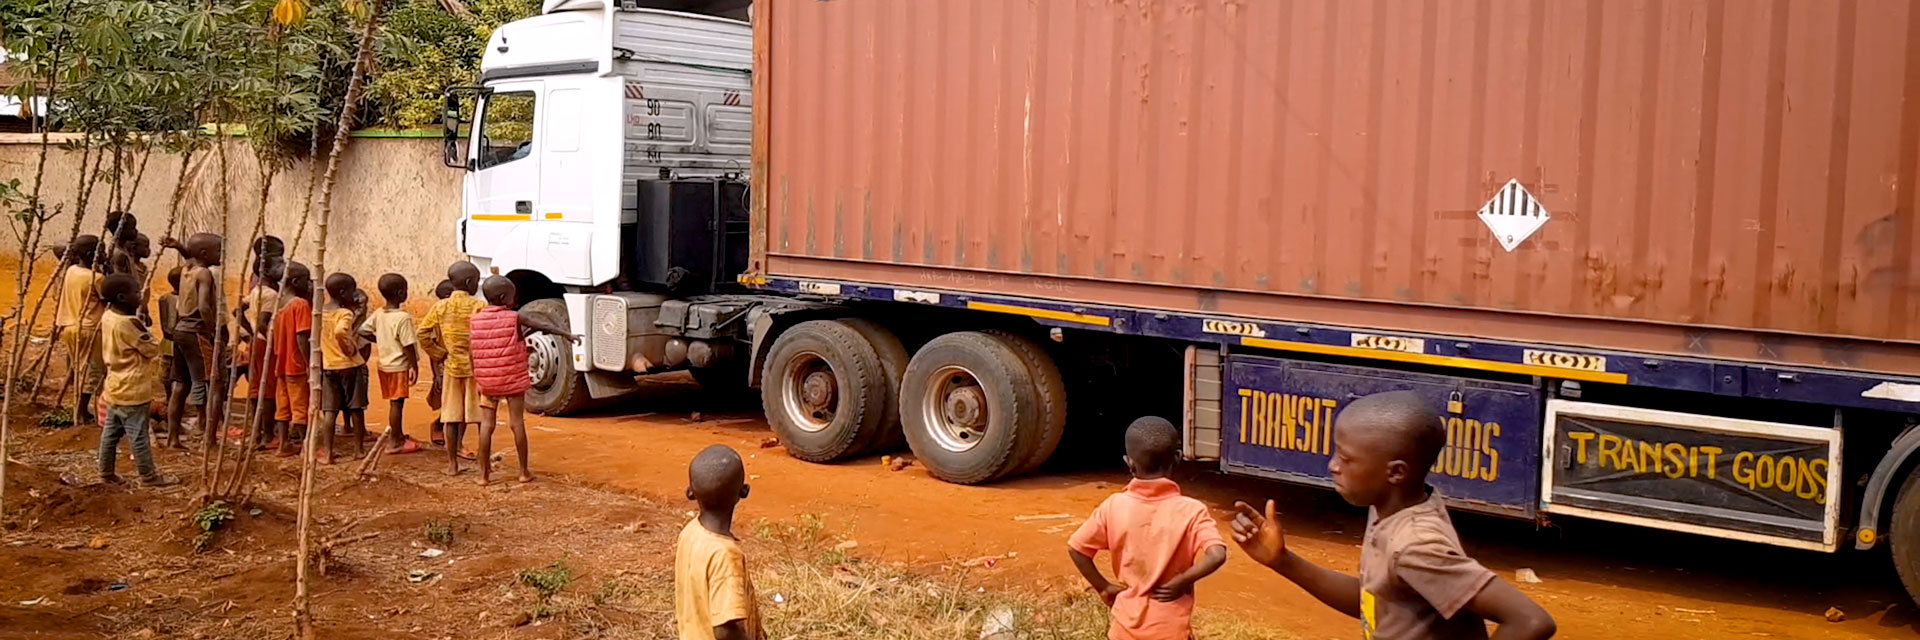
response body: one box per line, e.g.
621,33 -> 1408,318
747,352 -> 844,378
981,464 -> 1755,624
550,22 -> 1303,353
471,214 -> 530,221
544,213 -> 563,219
966,301 -> 1111,326
1240,336 -> 1629,384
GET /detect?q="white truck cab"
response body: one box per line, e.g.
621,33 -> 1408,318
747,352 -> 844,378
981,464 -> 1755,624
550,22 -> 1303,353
442,1 -> 756,413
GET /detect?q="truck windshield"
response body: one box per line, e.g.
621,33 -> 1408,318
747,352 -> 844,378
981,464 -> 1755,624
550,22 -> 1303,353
476,91 -> 536,170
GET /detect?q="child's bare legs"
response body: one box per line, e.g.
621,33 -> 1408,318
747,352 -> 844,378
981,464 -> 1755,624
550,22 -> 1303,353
347,410 -> 367,457
164,381 -> 186,448
507,395 -> 531,482
385,399 -> 407,452
476,402 -> 498,485
444,422 -> 466,475
316,410 -> 337,464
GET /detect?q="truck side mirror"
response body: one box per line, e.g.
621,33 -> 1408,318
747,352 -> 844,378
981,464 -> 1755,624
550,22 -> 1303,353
442,92 -> 470,170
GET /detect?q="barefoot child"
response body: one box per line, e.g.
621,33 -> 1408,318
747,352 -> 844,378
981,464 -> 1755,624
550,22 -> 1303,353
1069,416 -> 1228,640
157,267 -> 189,448
96,273 -> 178,487
360,273 -> 423,454
236,257 -> 285,445
173,233 -> 224,446
269,263 -> 315,457
675,445 -> 763,640
424,279 -> 455,446
418,263 -> 488,474
54,235 -> 106,426
316,273 -> 371,464
1231,391 -> 1557,640
469,276 -> 577,484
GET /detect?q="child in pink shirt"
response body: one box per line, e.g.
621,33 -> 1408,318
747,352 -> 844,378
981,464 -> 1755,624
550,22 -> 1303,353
467,276 -> 576,485
1069,417 -> 1228,640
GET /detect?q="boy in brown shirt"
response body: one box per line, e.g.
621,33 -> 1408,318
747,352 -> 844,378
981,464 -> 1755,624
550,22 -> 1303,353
1231,391 -> 1556,640
674,445 -> 763,640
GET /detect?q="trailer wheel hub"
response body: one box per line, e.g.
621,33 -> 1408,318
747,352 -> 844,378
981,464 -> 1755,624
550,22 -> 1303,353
779,351 -> 838,433
526,334 -> 561,388
924,366 -> 989,453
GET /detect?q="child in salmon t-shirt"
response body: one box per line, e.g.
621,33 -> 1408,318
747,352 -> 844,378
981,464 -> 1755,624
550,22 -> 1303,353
467,276 -> 576,485
268,263 -> 315,458
1069,417 -> 1229,640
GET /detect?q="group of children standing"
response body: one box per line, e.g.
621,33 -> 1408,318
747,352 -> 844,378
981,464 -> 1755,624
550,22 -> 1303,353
53,212 -> 576,489
671,392 -> 1559,640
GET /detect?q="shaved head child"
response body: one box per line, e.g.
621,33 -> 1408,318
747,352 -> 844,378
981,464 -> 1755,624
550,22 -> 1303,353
269,263 -> 316,457
1231,391 -> 1557,640
173,232 -> 224,446
360,274 -> 423,454
1069,416 -> 1228,640
418,262 -> 488,474
158,266 -> 189,448
316,273 -> 372,464
467,276 -> 576,485
95,274 -> 177,486
675,445 -> 763,640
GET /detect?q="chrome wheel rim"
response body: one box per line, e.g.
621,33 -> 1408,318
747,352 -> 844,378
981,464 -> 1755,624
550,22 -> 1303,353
526,333 -> 562,389
922,365 -> 988,453
779,351 -> 836,433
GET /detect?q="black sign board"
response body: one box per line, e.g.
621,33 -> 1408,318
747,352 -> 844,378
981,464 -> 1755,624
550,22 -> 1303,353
1544,400 -> 1839,550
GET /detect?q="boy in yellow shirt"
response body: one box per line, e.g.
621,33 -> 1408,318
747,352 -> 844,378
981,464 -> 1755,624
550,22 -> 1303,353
675,445 -> 763,640
95,274 -> 178,487
316,273 -> 372,464
55,235 -> 106,426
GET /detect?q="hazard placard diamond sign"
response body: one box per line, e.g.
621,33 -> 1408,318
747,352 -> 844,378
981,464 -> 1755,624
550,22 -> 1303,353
1477,179 -> 1550,252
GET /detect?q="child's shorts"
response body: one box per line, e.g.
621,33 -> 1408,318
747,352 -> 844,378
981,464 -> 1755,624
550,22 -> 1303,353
440,375 -> 481,424
321,368 -> 369,412
275,372 -> 311,424
378,370 -> 412,401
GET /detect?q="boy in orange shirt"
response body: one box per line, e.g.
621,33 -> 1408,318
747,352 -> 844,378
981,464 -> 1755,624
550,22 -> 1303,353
1069,417 -> 1228,640
268,263 -> 315,457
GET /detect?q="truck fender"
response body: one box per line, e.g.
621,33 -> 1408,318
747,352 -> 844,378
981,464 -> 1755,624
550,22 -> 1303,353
1854,423 -> 1920,550
743,301 -> 839,388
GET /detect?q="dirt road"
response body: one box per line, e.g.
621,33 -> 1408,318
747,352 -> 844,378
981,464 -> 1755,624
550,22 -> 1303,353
521,377 -> 1919,640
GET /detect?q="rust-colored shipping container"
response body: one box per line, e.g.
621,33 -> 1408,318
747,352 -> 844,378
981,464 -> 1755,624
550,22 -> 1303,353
750,0 -> 1920,376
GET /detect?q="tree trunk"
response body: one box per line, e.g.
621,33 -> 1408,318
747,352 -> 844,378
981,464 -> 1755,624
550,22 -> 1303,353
298,3 -> 386,635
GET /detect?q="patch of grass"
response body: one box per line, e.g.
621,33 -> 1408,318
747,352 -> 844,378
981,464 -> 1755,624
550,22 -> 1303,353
518,559 -> 576,618
191,500 -> 236,553
424,519 -> 455,547
37,407 -> 73,427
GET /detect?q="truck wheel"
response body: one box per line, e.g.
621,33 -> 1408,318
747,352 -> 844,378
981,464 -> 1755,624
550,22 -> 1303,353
521,298 -> 592,416
761,320 -> 890,462
839,318 -> 909,454
982,330 -> 1067,475
1891,469 -> 1920,603
901,332 -> 1044,484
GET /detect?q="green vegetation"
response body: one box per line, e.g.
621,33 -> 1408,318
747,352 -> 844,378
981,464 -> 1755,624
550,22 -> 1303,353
191,500 -> 237,552
518,559 -> 576,617
424,518 -> 455,546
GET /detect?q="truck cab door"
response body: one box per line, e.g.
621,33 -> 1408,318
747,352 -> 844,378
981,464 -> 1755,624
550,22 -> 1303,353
463,81 -> 543,272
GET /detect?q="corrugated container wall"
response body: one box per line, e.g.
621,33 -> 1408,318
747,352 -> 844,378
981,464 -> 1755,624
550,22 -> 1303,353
752,0 -> 1920,376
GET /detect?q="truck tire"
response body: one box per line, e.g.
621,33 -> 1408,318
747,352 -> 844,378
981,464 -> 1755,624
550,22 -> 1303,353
901,332 -> 1044,484
520,298 -> 592,416
1891,469 -> 1920,603
761,320 -> 890,462
982,330 -> 1067,475
839,318 -> 910,454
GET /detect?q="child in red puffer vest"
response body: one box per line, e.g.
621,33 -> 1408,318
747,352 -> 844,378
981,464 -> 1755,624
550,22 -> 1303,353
469,276 -> 578,485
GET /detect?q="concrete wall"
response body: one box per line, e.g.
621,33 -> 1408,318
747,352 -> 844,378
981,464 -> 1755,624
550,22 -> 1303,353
0,134 -> 464,309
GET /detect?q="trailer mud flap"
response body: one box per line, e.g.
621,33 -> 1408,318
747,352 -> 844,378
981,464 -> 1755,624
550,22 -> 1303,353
1543,400 -> 1841,551
1220,356 -> 1541,518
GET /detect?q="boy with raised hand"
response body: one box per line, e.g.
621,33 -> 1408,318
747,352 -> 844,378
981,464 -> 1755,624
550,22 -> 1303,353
417,262 -> 488,475
95,273 -> 178,487
1068,416 -> 1228,640
172,232 -> 224,446
361,273 -> 424,454
674,445 -> 763,640
1230,391 -> 1556,640
468,276 -> 577,484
